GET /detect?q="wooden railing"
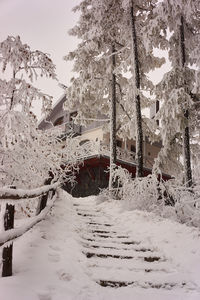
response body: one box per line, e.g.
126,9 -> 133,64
0,182 -> 59,277
75,140 -> 154,169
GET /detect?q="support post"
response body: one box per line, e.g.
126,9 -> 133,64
2,204 -> 15,277
36,177 -> 52,215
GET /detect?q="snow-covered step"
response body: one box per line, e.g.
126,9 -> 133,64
82,246 -> 162,260
76,208 -> 101,214
81,239 -> 144,252
86,256 -> 175,272
83,251 -> 166,266
77,212 -> 99,217
87,261 -> 175,274
73,204 -> 97,210
97,279 -> 192,290
73,197 -> 197,292
81,241 -> 145,251
73,200 -> 97,206
83,239 -> 141,249
89,267 -> 191,290
86,222 -> 113,227
80,233 -> 142,244
77,216 -> 112,224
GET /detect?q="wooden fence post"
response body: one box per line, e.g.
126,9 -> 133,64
2,204 -> 15,277
36,177 -> 53,215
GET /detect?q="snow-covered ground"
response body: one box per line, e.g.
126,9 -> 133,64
0,190 -> 200,300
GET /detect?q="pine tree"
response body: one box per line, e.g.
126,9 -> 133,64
65,0 -> 165,182
65,0 -> 128,191
152,0 -> 200,185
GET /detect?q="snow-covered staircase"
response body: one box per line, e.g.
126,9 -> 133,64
73,197 -> 196,290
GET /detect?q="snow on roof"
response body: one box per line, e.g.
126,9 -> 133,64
37,93 -> 66,129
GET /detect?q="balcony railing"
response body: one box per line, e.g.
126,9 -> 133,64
75,140 -> 154,169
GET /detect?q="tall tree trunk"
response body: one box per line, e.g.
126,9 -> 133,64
10,71 -> 16,110
180,15 -> 192,187
130,4 -> 143,177
109,44 -> 117,191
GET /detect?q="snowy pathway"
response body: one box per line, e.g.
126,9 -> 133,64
74,197 -> 198,290
0,190 -> 200,300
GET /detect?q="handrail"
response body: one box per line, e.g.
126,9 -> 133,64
0,182 -> 60,200
0,183 -> 59,277
0,191 -> 57,246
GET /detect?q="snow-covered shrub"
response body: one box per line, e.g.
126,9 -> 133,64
99,166 -> 200,228
97,165 -> 132,202
122,175 -> 168,213
121,175 -> 200,226
164,179 -> 200,227
109,165 -> 132,199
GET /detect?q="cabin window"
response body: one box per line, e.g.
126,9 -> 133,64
116,140 -> 122,148
148,152 -> 151,156
54,116 -> 64,126
131,145 -> 136,153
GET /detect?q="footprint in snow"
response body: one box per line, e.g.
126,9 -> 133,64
57,269 -> 72,281
37,291 -> 52,300
48,253 -> 60,262
49,245 -> 61,251
41,234 -> 47,239
30,243 -> 37,247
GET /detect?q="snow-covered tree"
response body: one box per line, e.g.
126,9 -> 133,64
0,36 -> 80,189
65,0 -> 165,181
65,0 -> 128,190
0,35 -> 56,114
0,36 -> 56,188
152,0 -> 200,186
0,36 -> 88,278
119,0 -> 166,177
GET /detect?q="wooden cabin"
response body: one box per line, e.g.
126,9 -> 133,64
38,94 -> 169,197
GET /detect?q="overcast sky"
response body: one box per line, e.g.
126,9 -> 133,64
0,0 -> 81,117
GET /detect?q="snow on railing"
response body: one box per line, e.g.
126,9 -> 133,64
0,183 -> 59,277
74,140 -> 154,168
0,182 -> 59,200
0,191 -> 57,246
74,140 -> 135,161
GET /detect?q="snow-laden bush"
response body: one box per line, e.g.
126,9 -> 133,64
120,170 -> 200,227
99,164 -> 200,228
97,165 -> 132,201
164,179 -> 200,227
122,174 -> 168,213
110,165 -> 132,199
102,165 -> 167,208
121,173 -> 200,227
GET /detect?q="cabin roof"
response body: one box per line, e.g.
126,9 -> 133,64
38,94 -> 66,129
